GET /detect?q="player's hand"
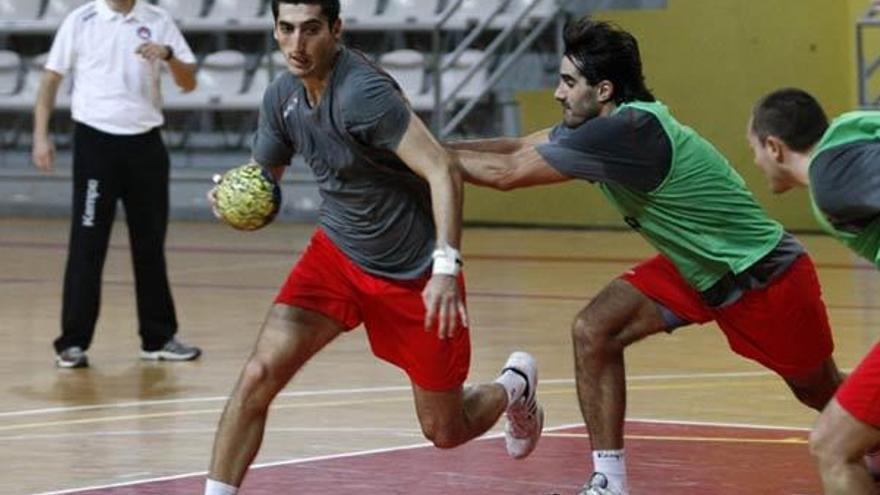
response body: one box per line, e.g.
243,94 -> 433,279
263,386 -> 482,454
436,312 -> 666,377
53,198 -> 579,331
207,174 -> 223,220
136,42 -> 171,62
32,135 -> 55,173
422,274 -> 469,340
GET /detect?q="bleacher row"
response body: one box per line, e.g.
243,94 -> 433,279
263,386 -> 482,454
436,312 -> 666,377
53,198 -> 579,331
0,0 -> 564,33
0,0 -> 566,152
0,47 -> 488,112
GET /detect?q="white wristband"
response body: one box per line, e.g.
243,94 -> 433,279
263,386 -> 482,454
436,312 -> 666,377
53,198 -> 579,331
431,244 -> 462,276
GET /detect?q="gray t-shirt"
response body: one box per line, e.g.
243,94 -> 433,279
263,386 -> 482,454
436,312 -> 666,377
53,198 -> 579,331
811,139 -> 880,233
536,107 -> 671,192
253,47 -> 433,279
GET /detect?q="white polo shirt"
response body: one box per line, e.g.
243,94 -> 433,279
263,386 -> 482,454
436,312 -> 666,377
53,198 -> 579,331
45,0 -> 196,135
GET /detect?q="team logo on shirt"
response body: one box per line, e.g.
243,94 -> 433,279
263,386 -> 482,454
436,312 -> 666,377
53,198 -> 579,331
137,26 -> 152,40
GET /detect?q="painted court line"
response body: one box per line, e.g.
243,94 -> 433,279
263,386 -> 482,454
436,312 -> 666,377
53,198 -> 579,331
0,371 -> 779,419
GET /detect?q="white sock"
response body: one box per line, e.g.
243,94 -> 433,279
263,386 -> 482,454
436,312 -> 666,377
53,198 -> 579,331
494,369 -> 527,408
593,449 -> 629,494
205,479 -> 238,495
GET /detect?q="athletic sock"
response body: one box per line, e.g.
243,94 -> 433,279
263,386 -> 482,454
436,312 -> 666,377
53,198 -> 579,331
494,369 -> 527,408
205,479 -> 238,495
593,449 -> 629,494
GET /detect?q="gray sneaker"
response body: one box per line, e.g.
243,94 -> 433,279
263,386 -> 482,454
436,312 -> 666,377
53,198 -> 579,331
140,338 -> 201,361
56,346 -> 89,369
578,473 -> 623,495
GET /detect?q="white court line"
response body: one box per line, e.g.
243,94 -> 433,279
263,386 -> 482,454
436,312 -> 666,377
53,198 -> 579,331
628,417 -> 810,432
31,420 -> 812,495
0,427 -> 426,442
0,370 -> 779,419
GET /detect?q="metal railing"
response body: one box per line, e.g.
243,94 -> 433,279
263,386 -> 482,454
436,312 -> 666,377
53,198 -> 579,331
857,6 -> 880,107
426,0 -> 573,138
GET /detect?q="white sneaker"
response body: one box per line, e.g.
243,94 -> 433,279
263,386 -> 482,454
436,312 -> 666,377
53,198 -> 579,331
578,473 -> 624,495
501,351 -> 543,459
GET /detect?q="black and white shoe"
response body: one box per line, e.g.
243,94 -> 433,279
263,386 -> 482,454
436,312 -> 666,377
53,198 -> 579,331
55,346 -> 89,369
140,338 -> 202,362
501,351 -> 543,459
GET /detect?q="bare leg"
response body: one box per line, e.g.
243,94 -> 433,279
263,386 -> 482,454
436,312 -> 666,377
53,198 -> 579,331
782,357 -> 845,411
208,305 -> 344,486
571,279 -> 670,450
411,382 -> 508,449
811,399 -> 880,495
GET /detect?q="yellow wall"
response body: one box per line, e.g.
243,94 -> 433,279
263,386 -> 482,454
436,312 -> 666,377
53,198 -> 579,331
465,0 -> 874,230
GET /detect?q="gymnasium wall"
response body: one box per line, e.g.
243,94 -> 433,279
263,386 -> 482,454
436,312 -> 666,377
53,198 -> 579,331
465,0 -> 872,230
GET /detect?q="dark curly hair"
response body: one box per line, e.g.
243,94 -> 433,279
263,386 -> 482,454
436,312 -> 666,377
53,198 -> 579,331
562,17 -> 655,104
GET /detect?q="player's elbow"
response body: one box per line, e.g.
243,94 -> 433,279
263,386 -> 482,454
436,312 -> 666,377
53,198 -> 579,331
493,173 -> 519,191
486,160 -> 523,191
176,66 -> 198,93
178,77 -> 197,93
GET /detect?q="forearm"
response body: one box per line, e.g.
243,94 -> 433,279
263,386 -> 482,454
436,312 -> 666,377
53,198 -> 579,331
426,161 -> 464,249
447,137 -> 526,154
33,74 -> 60,138
453,148 -> 517,190
167,58 -> 196,92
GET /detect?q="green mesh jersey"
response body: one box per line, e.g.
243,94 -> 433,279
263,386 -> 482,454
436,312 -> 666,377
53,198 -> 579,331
598,101 -> 783,291
809,111 -> 880,268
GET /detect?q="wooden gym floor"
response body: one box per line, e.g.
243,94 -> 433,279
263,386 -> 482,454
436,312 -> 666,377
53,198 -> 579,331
0,218 -> 876,494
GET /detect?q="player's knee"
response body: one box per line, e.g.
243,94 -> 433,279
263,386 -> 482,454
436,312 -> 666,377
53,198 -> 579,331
238,359 -> 275,406
809,411 -> 849,466
571,314 -> 616,356
420,419 -> 462,449
809,424 -> 834,462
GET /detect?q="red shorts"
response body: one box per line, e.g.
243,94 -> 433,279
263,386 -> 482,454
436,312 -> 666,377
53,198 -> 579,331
837,343 -> 880,427
622,254 -> 834,378
275,229 -> 470,391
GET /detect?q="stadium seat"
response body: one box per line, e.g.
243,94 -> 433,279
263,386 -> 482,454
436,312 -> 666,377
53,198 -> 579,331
155,0 -> 205,21
381,0 -> 442,26
379,49 -> 425,103
223,50 -> 286,110
42,0 -> 90,20
0,50 -> 21,96
339,0 -> 380,26
206,0 -> 264,19
200,50 -> 248,99
498,0 -> 562,27
193,0 -> 267,29
163,50 -> 248,109
445,0 -> 506,30
0,0 -> 42,21
442,49 -> 488,101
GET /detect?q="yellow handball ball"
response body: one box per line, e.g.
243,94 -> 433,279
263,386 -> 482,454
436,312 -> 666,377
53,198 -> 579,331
213,164 -> 281,231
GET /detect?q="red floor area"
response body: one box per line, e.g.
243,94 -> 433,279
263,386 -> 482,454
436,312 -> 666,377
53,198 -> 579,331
65,421 -> 820,495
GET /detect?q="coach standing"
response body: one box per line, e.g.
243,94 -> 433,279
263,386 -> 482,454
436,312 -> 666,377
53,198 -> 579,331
33,0 -> 202,368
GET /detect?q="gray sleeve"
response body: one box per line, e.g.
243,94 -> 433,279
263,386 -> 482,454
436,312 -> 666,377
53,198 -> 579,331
342,72 -> 411,151
251,80 -> 295,167
811,141 -> 880,230
535,108 -> 672,192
